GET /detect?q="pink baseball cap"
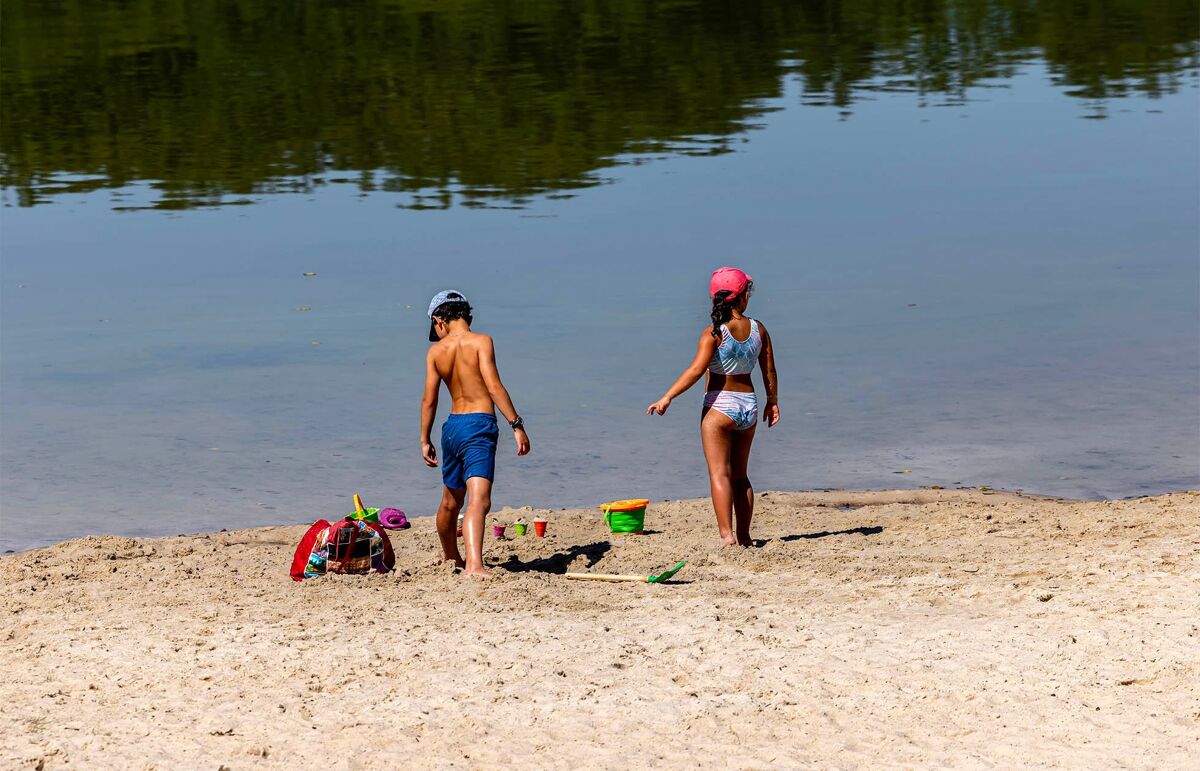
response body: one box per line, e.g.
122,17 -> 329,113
710,267 -> 752,298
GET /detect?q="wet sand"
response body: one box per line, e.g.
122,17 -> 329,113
2,489 -> 1197,768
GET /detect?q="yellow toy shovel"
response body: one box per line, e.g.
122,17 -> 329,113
565,560 -> 686,584
348,493 -> 380,524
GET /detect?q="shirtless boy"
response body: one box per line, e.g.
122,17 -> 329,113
420,290 -> 530,577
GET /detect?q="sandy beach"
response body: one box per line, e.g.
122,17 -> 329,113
3,488 -> 1197,769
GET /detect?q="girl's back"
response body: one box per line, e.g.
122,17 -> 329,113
708,316 -> 762,378
721,315 -> 753,342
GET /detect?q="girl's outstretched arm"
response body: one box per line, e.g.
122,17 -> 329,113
758,321 -> 780,427
647,330 -> 719,416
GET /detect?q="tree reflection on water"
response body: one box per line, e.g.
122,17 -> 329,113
2,0 -> 1196,209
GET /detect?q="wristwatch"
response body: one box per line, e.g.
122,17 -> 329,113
509,416 -> 525,431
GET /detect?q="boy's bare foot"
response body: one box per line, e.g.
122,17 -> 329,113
717,534 -> 738,548
736,536 -> 754,547
443,557 -> 466,570
461,566 -> 493,578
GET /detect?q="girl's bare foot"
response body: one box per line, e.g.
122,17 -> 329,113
718,534 -> 738,548
461,566 -> 493,578
736,535 -> 753,547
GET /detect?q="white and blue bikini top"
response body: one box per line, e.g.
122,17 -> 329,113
708,319 -> 762,376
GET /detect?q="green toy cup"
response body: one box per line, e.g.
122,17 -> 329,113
348,507 -> 380,524
601,499 -> 648,535
514,522 -> 528,536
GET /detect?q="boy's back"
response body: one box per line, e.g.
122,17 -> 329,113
427,331 -> 495,415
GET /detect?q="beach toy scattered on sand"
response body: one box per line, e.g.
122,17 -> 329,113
565,560 -> 686,584
347,493 -> 380,524
379,508 -> 409,529
513,520 -> 528,536
533,518 -> 548,538
492,523 -> 506,539
601,499 -> 649,535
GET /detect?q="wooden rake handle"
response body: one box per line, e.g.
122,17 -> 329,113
564,573 -> 648,583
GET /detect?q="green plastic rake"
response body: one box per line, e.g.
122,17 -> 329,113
565,560 -> 686,584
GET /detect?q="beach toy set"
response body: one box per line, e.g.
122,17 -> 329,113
290,493 -> 685,585
349,493 -> 409,530
490,499 -> 650,541
490,516 -> 548,539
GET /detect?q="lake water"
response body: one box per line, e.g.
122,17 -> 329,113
2,1 -> 1198,552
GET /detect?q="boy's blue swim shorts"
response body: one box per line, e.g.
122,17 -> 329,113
440,413 -> 499,490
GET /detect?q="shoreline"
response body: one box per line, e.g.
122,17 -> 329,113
4,488 -> 1197,767
4,484 -> 1191,557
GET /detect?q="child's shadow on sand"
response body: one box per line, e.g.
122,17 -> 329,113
776,526 -> 883,543
500,541 -> 612,574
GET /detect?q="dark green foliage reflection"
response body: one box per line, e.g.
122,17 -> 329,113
2,0 -> 1196,209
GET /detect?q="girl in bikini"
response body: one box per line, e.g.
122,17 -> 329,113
648,267 -> 780,547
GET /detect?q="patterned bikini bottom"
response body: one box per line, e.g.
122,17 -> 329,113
703,390 -> 758,430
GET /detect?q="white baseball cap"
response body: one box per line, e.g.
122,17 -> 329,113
427,290 -> 470,341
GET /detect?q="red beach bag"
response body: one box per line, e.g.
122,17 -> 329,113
290,517 -> 395,581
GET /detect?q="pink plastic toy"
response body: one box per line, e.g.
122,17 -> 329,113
379,508 -> 409,530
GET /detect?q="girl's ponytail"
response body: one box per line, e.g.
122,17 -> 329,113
711,290 -> 735,338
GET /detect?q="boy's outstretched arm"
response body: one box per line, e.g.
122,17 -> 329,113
419,348 -> 440,466
758,321 -> 780,427
478,336 -> 531,456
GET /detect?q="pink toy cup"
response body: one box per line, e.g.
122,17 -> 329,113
492,524 -> 506,539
